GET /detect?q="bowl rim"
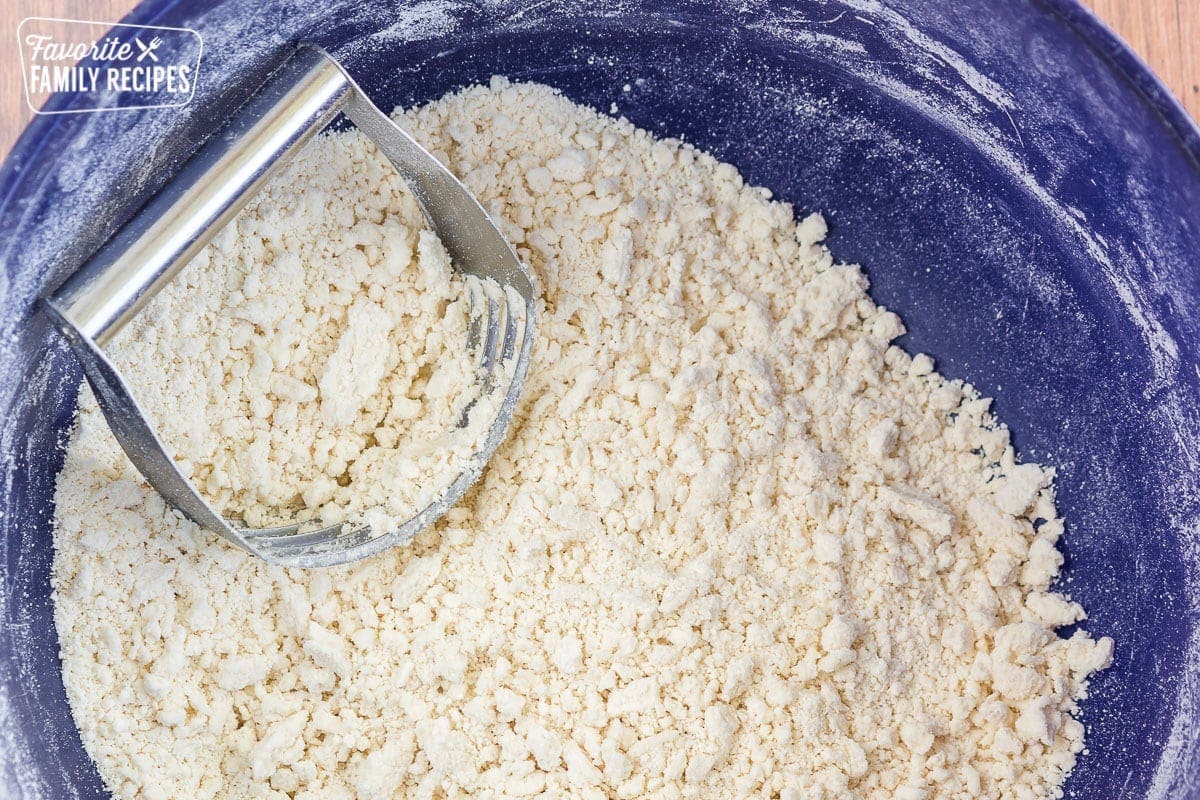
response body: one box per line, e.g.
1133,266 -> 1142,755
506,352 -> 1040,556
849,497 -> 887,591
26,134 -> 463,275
1043,0 -> 1200,168
2,0 -> 1198,210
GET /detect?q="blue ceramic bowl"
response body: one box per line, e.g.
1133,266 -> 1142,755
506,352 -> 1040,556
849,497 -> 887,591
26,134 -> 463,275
2,1 -> 1198,797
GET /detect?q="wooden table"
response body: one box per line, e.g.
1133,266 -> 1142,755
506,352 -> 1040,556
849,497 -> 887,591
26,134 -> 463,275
2,1 -> 1197,161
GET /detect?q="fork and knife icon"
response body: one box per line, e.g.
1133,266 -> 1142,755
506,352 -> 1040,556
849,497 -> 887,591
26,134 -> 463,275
133,36 -> 163,62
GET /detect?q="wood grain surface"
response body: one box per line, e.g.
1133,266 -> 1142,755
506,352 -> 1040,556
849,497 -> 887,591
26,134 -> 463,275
1,0 -> 1197,162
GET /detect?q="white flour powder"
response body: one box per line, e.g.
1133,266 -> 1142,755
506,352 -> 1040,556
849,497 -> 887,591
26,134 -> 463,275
52,79 -> 1112,800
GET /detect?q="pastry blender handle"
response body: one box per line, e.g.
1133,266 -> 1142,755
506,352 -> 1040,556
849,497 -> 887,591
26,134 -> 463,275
46,44 -> 350,345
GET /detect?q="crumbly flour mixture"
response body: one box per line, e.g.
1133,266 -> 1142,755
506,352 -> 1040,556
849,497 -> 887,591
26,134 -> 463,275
53,79 -> 1112,800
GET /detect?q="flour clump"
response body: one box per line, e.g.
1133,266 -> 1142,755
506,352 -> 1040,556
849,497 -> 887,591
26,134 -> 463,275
52,78 -> 1112,800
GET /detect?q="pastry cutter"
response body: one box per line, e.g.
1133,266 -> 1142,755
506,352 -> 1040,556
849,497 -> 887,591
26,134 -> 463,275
43,44 -> 537,568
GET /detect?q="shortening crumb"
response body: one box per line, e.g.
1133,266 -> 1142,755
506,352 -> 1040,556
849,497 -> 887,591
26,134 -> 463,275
52,78 -> 1112,800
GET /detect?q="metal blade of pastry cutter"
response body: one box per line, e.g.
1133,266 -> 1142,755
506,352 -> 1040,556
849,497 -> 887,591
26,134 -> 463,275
43,43 -> 537,568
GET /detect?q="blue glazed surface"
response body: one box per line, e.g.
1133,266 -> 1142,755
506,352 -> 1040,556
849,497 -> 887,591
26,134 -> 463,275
2,1 -> 1198,797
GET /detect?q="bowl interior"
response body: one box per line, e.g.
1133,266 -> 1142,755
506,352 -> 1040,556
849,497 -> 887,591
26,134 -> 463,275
2,0 -> 1199,797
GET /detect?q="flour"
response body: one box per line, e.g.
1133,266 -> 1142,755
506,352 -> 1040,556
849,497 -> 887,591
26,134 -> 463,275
52,78 -> 1111,800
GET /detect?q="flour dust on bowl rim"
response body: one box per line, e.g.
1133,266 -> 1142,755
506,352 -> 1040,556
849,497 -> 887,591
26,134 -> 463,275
1,0 -> 1198,797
